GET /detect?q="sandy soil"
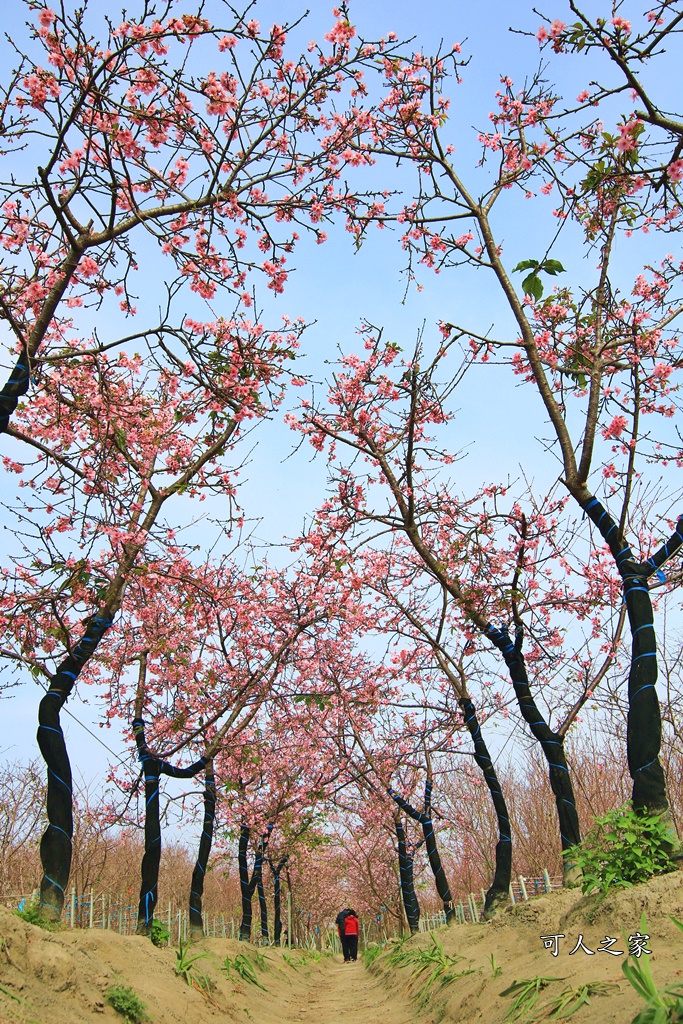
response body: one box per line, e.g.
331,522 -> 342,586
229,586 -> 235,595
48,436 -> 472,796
0,871 -> 682,1024
0,909 -> 426,1024
368,869 -> 683,1024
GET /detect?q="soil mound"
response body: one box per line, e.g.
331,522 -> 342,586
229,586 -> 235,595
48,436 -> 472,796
1,872 -> 682,1024
367,870 -> 683,1024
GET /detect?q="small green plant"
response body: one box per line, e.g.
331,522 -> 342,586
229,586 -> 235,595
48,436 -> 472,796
563,803 -> 676,897
500,977 -> 564,1021
622,913 -> 683,1024
221,952 -> 267,990
409,936 -> 475,1006
105,984 -> 151,1024
530,982 -> 618,1021
373,934 -> 474,1007
15,897 -> 41,926
362,942 -> 385,969
380,936 -> 409,969
149,919 -> 169,948
490,954 -> 503,979
15,897 -> 61,932
669,915 -> 683,935
249,947 -> 271,971
174,938 -> 212,988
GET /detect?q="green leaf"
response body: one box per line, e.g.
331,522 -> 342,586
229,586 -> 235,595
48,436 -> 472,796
522,273 -> 544,300
512,259 -> 539,273
541,259 -> 566,275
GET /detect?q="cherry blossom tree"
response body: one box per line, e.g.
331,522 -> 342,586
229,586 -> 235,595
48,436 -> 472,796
306,642 -> 467,924
335,9 -> 683,858
228,713 -> 345,943
0,0 -> 407,435
289,329 -> 653,888
0,0 -> 426,925
536,2 -> 683,204
0,320 -> 309,920
98,534 -> 355,936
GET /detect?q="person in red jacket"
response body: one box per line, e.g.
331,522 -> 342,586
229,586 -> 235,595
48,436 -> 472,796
343,908 -> 359,962
335,908 -> 351,961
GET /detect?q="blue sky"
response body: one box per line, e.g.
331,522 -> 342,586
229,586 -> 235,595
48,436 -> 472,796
0,0 -> 676,798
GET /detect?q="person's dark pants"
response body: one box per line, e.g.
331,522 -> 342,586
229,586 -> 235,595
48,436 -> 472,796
339,932 -> 351,960
346,935 -> 358,961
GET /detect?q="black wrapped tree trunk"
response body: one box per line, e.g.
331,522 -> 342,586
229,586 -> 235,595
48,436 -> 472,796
238,825 -> 272,942
37,613 -> 113,920
0,350 -> 30,435
189,761 -> 216,938
485,624 -> 582,886
132,720 -> 206,935
581,496 -> 683,858
395,817 -> 420,933
458,697 -> 512,917
238,825 -> 253,942
389,782 -> 455,923
269,857 -> 288,944
257,873 -> 269,942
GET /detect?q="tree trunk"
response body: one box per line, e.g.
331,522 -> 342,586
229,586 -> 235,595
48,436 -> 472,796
132,720 -> 205,936
421,779 -> 456,923
581,496 -> 683,858
37,614 -> 113,921
189,760 -> 216,938
238,826 -> 272,942
269,857 -> 288,944
485,624 -> 583,886
257,873 -> 268,943
458,697 -> 512,916
394,818 -> 420,933
238,825 -> 253,942
389,782 -> 455,923
0,351 -> 30,435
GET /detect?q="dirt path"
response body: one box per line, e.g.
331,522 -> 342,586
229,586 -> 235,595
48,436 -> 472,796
281,956 -> 418,1024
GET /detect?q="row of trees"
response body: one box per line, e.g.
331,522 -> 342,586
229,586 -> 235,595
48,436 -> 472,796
4,723 -> 683,938
1,0 -> 683,938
